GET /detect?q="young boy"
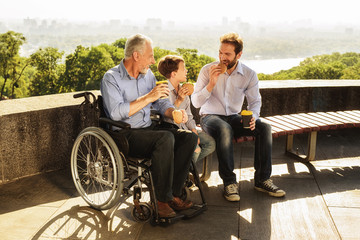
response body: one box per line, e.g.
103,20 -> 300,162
157,55 -> 215,164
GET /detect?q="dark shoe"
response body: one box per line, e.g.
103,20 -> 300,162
157,201 -> 176,218
255,179 -> 286,197
168,197 -> 193,211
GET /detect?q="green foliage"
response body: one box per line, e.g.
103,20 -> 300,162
149,47 -> 215,82
175,48 -> 215,82
150,47 -> 176,81
62,45 -> 115,92
0,31 -> 27,99
1,31 -> 359,100
29,47 -> 64,96
112,38 -> 127,49
98,43 -> 124,65
258,52 -> 360,80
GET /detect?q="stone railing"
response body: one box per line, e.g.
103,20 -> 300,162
0,91 -> 100,184
1,80 -> 359,184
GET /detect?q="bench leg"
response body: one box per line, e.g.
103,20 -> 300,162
200,154 -> 212,182
306,131 -> 317,161
286,131 -> 317,162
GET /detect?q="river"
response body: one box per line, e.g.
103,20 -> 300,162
241,58 -> 305,74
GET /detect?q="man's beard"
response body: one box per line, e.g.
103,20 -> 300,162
140,67 -> 148,75
226,56 -> 238,69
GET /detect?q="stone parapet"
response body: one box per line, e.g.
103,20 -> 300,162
0,91 -> 100,184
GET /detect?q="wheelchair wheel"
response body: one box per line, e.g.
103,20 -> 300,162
131,203 -> 152,222
71,127 -> 124,210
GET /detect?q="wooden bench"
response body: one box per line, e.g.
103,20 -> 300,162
199,110 -> 360,181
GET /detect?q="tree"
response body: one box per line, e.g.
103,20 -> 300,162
0,31 -> 26,100
98,43 -> 124,65
258,52 -> 360,80
85,46 -> 114,90
150,47 -> 176,81
62,45 -> 90,92
175,48 -> 215,82
112,38 -> 127,49
341,62 -> 360,79
62,45 -> 114,92
29,47 -> 64,96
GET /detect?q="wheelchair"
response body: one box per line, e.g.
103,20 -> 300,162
70,92 -> 207,225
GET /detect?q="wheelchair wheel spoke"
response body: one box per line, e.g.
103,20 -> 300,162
71,127 -> 124,210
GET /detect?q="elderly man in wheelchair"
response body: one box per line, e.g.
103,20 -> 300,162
71,34 -> 206,224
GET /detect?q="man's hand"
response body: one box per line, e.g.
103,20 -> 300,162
147,83 -> 169,101
241,117 -> 256,131
129,83 -> 169,117
249,117 -> 256,131
206,65 -> 222,92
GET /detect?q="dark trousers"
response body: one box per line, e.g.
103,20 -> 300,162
119,124 -> 198,202
201,114 -> 272,186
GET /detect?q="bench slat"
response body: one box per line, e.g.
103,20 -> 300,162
340,111 -> 360,123
265,116 -> 304,134
260,118 -> 288,136
291,113 -> 332,130
311,112 -> 354,128
280,115 -> 321,131
308,112 -> 345,128
270,115 -> 312,132
301,113 -> 341,129
234,136 -> 255,143
261,118 -> 295,135
325,112 -> 360,127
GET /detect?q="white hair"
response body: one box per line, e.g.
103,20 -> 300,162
124,34 -> 153,59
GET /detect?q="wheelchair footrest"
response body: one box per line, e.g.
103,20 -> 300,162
154,204 -> 207,226
179,204 -> 207,219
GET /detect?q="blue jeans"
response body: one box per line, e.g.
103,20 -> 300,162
192,131 -> 216,163
200,114 -> 272,186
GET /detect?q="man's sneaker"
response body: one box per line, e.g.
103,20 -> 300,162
254,179 -> 286,197
224,183 -> 240,201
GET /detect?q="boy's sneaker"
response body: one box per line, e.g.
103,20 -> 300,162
224,183 -> 240,201
254,179 -> 286,197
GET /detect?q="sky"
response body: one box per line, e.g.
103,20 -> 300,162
1,0 -> 359,26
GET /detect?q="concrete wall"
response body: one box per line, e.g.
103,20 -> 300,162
1,81 -> 360,184
0,91 -> 100,184
260,86 -> 360,117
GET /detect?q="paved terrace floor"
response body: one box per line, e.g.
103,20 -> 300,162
1,128 -> 359,240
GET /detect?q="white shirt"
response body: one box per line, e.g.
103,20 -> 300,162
191,61 -> 262,120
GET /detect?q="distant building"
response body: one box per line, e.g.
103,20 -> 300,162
146,18 -> 162,31
345,28 -> 353,35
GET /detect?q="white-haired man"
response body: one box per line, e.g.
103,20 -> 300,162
101,34 -> 197,217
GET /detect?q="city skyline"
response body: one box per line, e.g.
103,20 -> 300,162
1,0 -> 359,27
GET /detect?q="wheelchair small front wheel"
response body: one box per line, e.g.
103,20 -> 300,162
71,127 -> 124,210
131,203 -> 153,222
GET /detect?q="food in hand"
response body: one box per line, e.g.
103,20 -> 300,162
218,62 -> 227,74
172,109 -> 183,124
182,82 -> 194,95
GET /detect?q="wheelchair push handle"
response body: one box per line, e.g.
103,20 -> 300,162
73,92 -> 96,104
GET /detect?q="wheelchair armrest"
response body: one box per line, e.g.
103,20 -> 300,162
99,117 -> 131,129
150,110 -> 162,123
